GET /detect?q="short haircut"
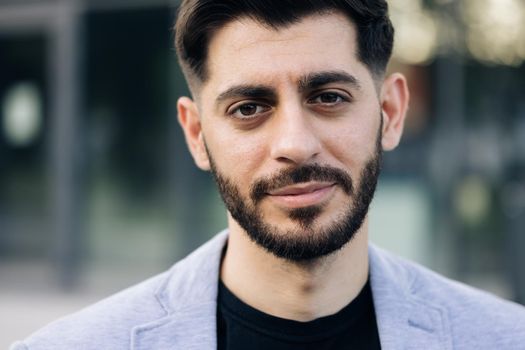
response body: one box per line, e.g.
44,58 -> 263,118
174,0 -> 394,91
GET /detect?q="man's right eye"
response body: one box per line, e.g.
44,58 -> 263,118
238,104 -> 258,116
229,103 -> 270,118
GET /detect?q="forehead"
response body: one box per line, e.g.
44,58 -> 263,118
202,12 -> 371,96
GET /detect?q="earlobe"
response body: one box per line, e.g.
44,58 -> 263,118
380,73 -> 410,151
177,96 -> 211,170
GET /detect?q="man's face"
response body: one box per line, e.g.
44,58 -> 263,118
194,13 -> 385,261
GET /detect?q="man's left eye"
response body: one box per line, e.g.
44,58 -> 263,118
309,92 -> 346,105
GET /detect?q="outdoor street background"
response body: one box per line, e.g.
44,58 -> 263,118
1,0 -> 525,348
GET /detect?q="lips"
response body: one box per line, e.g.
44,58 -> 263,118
268,182 -> 336,196
266,182 -> 337,208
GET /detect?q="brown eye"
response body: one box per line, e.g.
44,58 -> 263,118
318,93 -> 342,104
229,103 -> 271,119
239,104 -> 258,116
307,91 -> 349,106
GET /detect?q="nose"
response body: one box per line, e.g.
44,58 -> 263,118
269,103 -> 322,165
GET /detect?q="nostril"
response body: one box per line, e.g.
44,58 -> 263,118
275,156 -> 299,164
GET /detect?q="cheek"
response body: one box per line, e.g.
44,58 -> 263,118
230,145 -> 266,182
204,127 -> 268,188
321,117 -> 379,169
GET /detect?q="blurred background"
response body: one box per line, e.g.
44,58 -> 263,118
1,0 -> 524,347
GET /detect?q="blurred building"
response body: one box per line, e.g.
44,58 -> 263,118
1,0 -> 524,346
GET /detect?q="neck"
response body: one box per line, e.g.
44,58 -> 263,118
220,216 -> 369,322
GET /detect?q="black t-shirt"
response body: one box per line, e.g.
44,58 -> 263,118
217,279 -> 382,349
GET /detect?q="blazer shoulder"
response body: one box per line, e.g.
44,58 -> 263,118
385,249 -> 525,346
14,231 -> 228,350
15,271 -> 171,350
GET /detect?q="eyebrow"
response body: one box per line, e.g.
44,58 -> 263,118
299,70 -> 361,92
215,85 -> 277,107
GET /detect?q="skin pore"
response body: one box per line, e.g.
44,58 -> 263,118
177,12 -> 409,321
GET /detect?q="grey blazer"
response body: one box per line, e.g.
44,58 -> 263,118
10,231 -> 525,349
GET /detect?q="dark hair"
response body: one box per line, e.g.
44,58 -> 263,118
174,0 -> 394,89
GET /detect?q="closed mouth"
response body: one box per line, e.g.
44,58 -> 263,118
268,182 -> 336,196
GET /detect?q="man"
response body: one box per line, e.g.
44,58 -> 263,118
11,1 -> 525,349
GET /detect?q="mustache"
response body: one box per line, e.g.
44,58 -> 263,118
250,164 -> 353,203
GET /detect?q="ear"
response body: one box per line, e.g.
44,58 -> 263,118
379,73 -> 410,151
177,96 -> 211,170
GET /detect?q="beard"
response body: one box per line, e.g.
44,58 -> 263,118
207,129 -> 383,262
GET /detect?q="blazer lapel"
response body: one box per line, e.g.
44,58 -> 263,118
369,245 -> 453,350
131,231 -> 229,350
131,302 -> 217,350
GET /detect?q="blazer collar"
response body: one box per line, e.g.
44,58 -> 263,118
369,245 -> 453,349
